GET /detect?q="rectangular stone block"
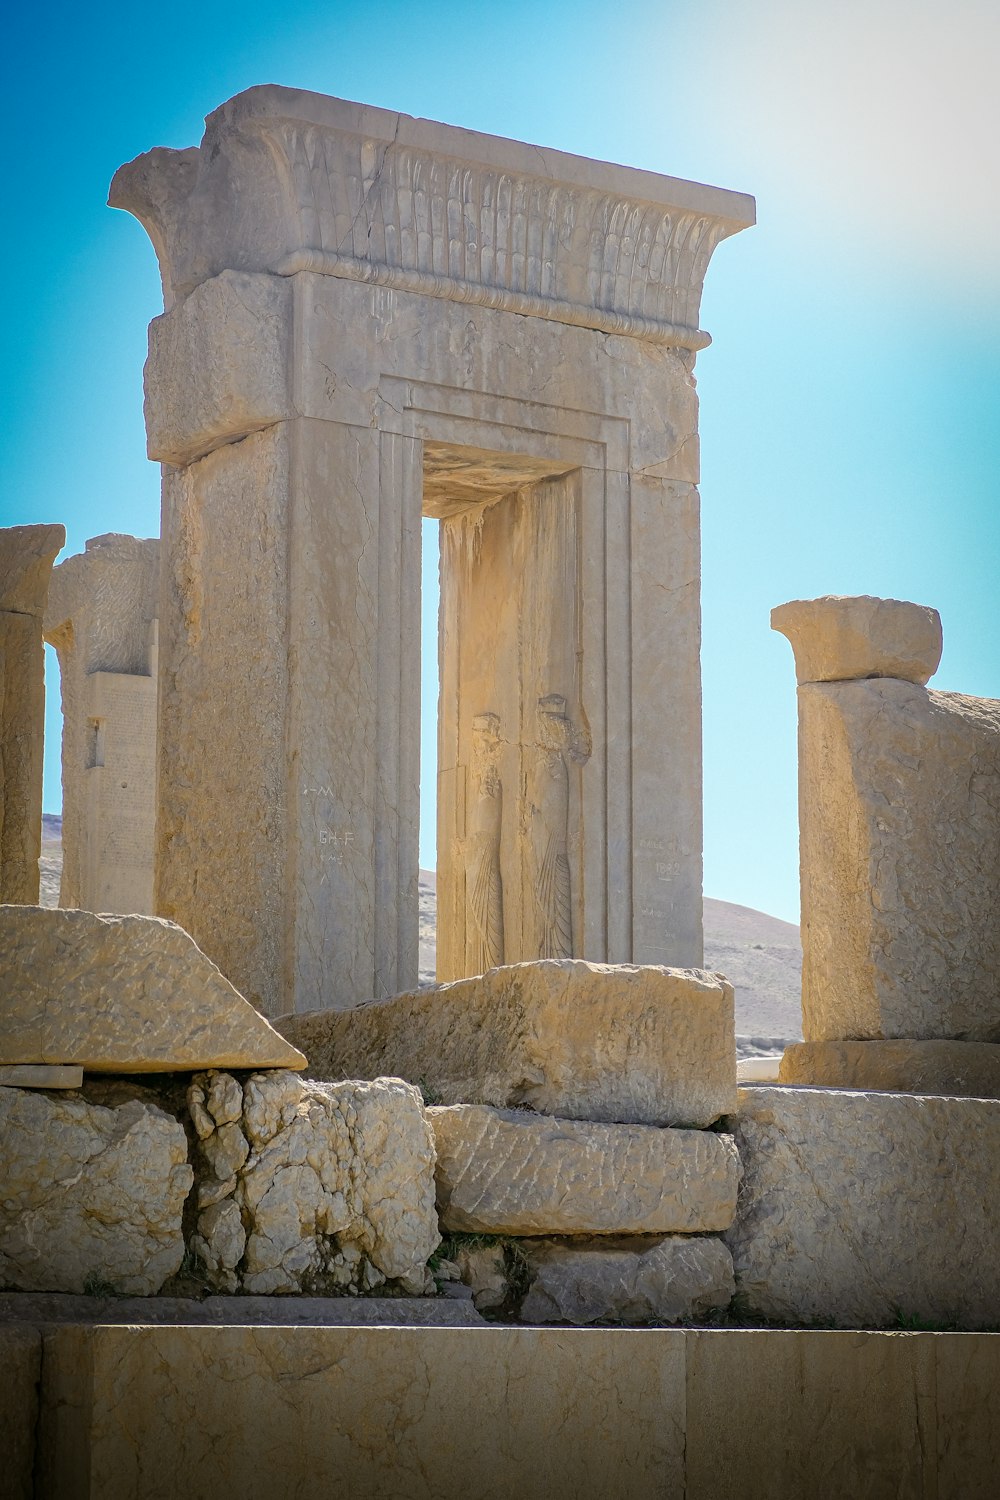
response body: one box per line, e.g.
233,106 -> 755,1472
685,1329 -> 935,1500
518,1236 -> 734,1326
780,1038 -> 1000,1098
797,679 -> 1000,1042
430,1104 -> 739,1234
0,907 -> 306,1072
0,1326 -> 41,1500
0,1064 -> 83,1089
277,960 -> 737,1127
726,1085 -> 1000,1328
37,1324 -> 687,1499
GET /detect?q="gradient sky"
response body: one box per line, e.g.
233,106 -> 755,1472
3,0 -> 997,924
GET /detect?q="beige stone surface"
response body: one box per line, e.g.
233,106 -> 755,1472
37,1322 -> 688,1499
429,1104 -> 739,1234
0,524 -> 64,905
685,1329 -> 936,1500
112,86 -> 754,1014
0,1064 -> 82,1089
726,1085 -> 1000,1327
0,906 -> 306,1071
187,1070 -> 438,1294
277,960 -> 736,1127
0,1325 -> 40,1500
780,1038 -> 1000,1098
794,678 -> 1000,1042
0,1086 -> 191,1295
771,594 -> 943,685
144,270 -> 292,466
519,1236 -> 734,1326
44,533 -> 159,915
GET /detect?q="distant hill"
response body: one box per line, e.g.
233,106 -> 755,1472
39,821 -> 802,1055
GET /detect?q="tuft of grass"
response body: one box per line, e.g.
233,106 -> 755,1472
417,1078 -> 444,1106
83,1272 -> 122,1299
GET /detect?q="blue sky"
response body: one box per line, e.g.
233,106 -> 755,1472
3,0 -> 997,923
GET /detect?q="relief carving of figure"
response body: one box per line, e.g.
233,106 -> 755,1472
465,712 -> 504,973
530,694 -> 591,961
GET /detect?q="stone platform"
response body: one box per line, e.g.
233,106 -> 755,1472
9,1321 -> 1000,1498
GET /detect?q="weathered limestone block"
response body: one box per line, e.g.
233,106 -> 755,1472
0,523 -> 64,904
145,270 -> 293,465
780,1038 -> 1000,1098
0,1325 -> 41,1500
771,594 -> 943,685
792,678 -> 1000,1041
726,1086 -> 1000,1327
0,1086 -> 191,1295
44,533 -> 159,914
37,1323 -> 688,1499
429,1104 -> 739,1234
0,906 -> 306,1072
277,960 -> 736,1127
518,1236 -> 734,1326
187,1070 -> 439,1294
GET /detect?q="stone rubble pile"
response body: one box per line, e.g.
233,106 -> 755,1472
281,959 -> 741,1324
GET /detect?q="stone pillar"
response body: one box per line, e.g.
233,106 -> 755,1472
0,524 -> 65,902
772,594 -> 1000,1044
110,85 -> 754,1014
44,535 -> 159,914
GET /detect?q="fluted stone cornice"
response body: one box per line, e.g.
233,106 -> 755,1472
110,86 -> 754,348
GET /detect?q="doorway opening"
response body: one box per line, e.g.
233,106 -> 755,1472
419,441 -> 587,984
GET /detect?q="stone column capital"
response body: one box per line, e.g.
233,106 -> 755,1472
771,595 -> 943,685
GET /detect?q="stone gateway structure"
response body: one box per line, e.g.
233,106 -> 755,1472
111,86 -> 754,1014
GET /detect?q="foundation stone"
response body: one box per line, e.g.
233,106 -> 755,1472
0,1086 -> 191,1295
44,534 -> 159,914
726,1085 -> 1000,1327
429,1103 -> 739,1234
277,960 -> 737,1127
0,524 -> 64,904
0,906 -> 306,1071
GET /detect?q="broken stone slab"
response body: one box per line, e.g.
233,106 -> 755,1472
0,906 -> 306,1072
726,1086 -> 1000,1328
780,1039 -> 1000,1099
187,1070 -> 439,1294
0,1293 -> 485,1327
771,595 -> 943,685
429,1104 -> 739,1235
276,960 -> 736,1128
0,1085 -> 192,1295
517,1236 -> 735,1326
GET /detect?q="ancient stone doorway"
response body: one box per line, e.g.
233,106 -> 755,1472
421,443 -> 588,982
